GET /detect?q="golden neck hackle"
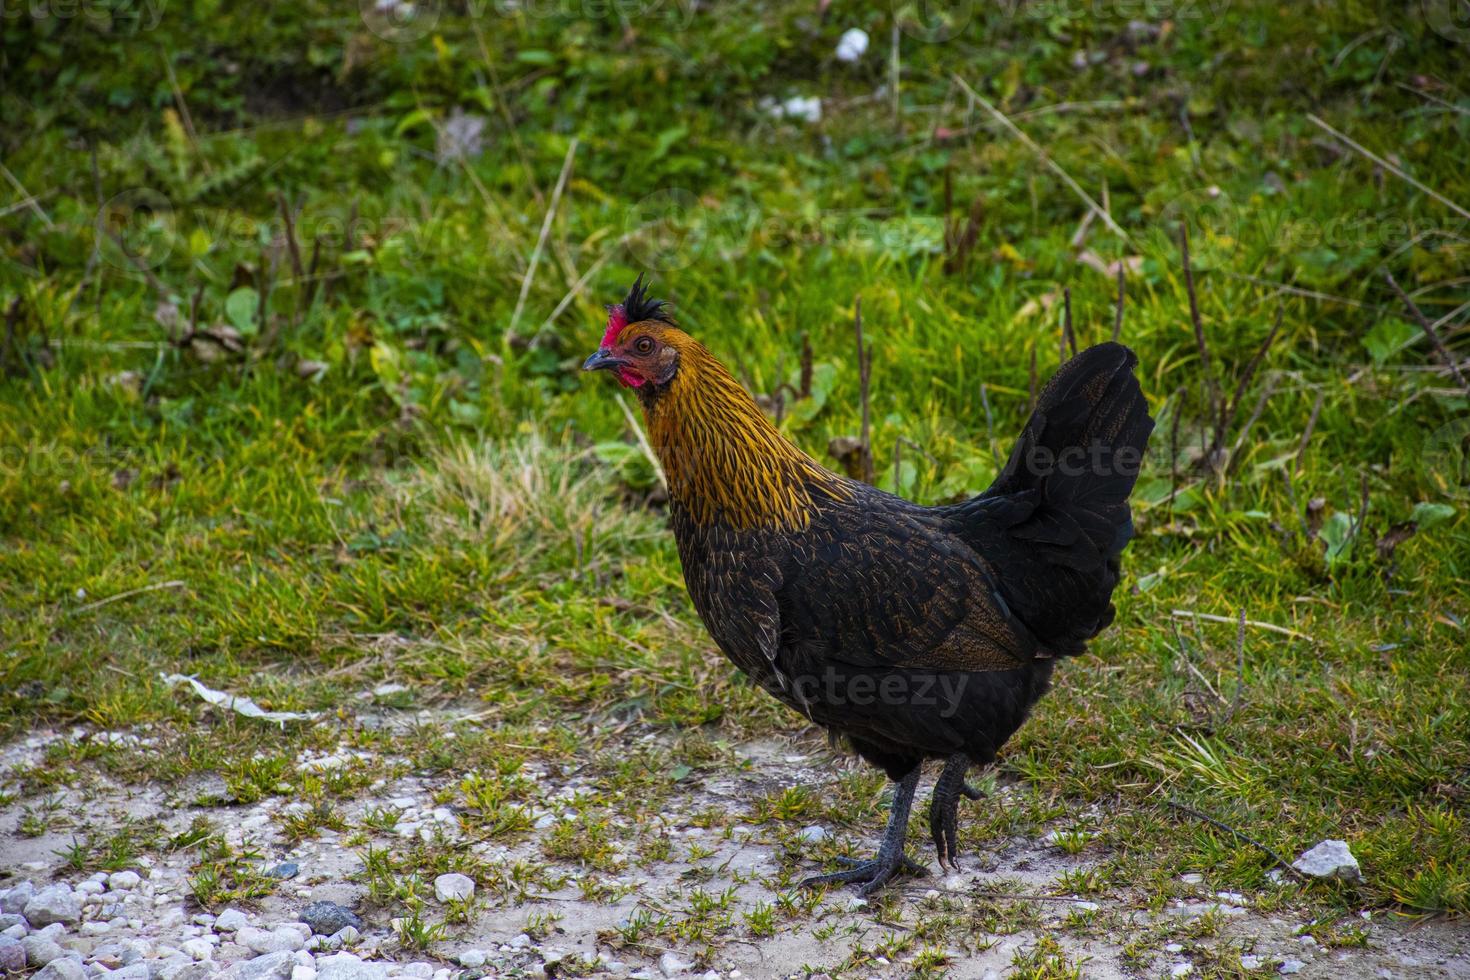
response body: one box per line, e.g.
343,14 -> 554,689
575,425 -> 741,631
642,343 -> 848,531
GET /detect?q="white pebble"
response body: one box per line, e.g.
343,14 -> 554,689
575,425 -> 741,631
432,874 -> 474,904
835,27 -> 869,63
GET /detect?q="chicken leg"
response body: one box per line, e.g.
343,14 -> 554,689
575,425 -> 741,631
800,767 -> 923,895
928,753 -> 984,870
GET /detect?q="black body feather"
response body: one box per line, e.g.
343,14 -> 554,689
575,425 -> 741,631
670,343 -> 1154,780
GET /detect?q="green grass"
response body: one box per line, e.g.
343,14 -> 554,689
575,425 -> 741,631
2,0 -> 1468,938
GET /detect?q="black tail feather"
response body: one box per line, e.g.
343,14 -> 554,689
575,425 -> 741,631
946,342 -> 1154,655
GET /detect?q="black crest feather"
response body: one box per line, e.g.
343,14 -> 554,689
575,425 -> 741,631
623,274 -> 673,325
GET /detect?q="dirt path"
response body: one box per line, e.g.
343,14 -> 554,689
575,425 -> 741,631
2,726 -> 1467,980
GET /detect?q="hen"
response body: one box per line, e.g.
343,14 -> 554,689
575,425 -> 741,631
584,277 -> 1154,893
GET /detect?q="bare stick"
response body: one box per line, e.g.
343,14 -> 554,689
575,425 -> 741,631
953,74 -> 1132,243
509,137 -> 579,337
1113,263 -> 1125,341
1061,287 -> 1076,360
1227,374 -> 1278,475
1222,307 -> 1283,439
0,160 -> 55,228
890,20 -> 901,132
276,193 -> 305,328
276,193 -> 305,283
854,297 -> 874,483
1293,390 -> 1326,476
1307,114 -> 1470,222
302,237 -> 322,316
979,382 -> 1000,468
1348,471 -> 1371,558
72,579 -> 186,615
1179,223 -> 1220,428
1229,608 -> 1246,721
471,19 -> 545,208
0,297 -> 19,375
101,227 -> 170,298
1384,271 -> 1470,393
537,242 -> 624,334
1282,469 -> 1313,541
1027,345 -> 1038,413
1171,609 -> 1313,642
1167,387 -> 1184,524
800,334 -> 814,399
1166,802 -> 1308,882
613,392 -> 667,492
161,51 -> 203,161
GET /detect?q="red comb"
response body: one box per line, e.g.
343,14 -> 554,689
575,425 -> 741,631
600,304 -> 628,349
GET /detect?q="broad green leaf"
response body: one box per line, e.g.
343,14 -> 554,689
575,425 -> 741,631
225,287 -> 258,335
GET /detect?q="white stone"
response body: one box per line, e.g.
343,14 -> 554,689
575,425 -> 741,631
402,964 -> 434,978
292,967 -> 317,980
75,882 -> 105,897
760,96 -> 822,124
317,953 -> 388,980
659,952 -> 693,976
182,939 -> 214,961
1241,956 -> 1264,970
238,926 -> 305,954
34,959 -> 87,980
1291,840 -> 1362,883
1165,943 -> 1184,953
223,950 -> 296,980
835,27 -> 869,63
431,874 -> 474,904
1170,965 -> 1192,978
1179,873 -> 1203,885
214,909 -> 250,932
25,887 -> 81,926
457,951 -> 486,968
108,872 -> 142,891
796,826 -> 827,844
1280,961 -> 1304,976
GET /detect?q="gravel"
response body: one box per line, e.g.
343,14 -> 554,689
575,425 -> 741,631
0,936 -> 25,972
0,882 -> 34,914
214,909 -> 250,933
431,874 -> 474,904
108,871 -> 143,891
24,885 -> 82,926
224,950 -> 298,980
317,952 -> 389,980
23,935 -> 67,966
299,902 -> 362,937
238,926 -> 307,955
34,958 -> 87,980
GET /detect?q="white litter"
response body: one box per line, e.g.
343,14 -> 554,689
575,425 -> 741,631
835,28 -> 869,63
160,674 -> 321,725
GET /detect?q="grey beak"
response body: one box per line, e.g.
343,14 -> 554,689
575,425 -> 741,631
582,348 -> 623,372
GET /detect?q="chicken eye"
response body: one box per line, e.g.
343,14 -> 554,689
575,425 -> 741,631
634,336 -> 655,355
